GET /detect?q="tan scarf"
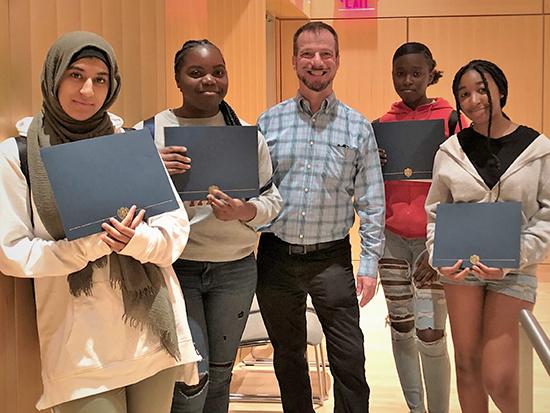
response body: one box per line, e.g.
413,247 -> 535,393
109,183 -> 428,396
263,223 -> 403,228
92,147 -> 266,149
26,31 -> 180,360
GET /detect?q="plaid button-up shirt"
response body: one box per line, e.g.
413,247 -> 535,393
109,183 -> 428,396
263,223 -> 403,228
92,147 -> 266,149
258,93 -> 385,277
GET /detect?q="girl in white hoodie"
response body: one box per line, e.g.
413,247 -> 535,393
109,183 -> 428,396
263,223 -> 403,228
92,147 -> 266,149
0,32 -> 199,413
426,60 -> 550,413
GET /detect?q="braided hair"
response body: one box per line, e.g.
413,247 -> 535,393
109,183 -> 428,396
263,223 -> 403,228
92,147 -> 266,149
392,42 -> 442,85
452,60 -> 509,183
173,39 -> 241,126
451,59 -> 508,136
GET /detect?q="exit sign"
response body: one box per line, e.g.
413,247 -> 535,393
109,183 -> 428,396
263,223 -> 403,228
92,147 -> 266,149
338,0 -> 375,11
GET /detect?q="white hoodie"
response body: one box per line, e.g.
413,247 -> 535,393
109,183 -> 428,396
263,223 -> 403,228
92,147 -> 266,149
0,117 -> 199,409
426,132 -> 550,276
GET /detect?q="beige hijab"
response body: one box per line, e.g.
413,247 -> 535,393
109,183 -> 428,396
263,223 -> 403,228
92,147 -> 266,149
26,31 -> 180,360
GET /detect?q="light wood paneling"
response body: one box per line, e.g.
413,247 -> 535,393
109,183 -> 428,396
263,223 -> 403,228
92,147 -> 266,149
0,0 -> 11,139
409,15 -> 544,131
544,16 -> 550,136
267,0 -> 309,18
0,276 -> 43,413
546,0 -> 550,13
7,0 -> 35,138
164,0 -> 267,124
0,277 -> 15,413
310,0 -> 543,19
115,0 -> 166,125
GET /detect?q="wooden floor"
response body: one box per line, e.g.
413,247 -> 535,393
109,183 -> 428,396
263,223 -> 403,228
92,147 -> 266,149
229,266 -> 550,413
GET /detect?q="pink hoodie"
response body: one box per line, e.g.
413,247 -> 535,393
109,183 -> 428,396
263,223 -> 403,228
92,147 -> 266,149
379,97 -> 467,239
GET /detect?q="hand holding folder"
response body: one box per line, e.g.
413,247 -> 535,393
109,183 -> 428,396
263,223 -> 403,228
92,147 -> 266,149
40,129 -> 179,240
432,202 -> 522,276
159,145 -> 191,175
164,126 -> 259,201
100,205 -> 145,252
373,119 -> 445,180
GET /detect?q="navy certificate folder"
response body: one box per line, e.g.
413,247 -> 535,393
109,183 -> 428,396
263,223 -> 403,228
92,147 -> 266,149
432,202 -> 522,269
40,129 -> 179,241
373,119 -> 445,180
164,126 -> 259,201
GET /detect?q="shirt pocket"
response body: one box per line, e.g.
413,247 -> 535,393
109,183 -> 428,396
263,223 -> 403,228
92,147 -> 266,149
321,143 -> 356,188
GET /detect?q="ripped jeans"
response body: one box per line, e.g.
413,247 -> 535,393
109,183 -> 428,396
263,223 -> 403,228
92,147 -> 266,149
171,254 -> 257,413
379,231 -> 450,413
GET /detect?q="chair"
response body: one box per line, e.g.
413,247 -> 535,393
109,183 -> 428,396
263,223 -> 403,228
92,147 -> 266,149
230,295 -> 329,404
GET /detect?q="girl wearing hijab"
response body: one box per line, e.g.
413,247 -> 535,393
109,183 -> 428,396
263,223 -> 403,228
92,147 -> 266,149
0,31 -> 199,413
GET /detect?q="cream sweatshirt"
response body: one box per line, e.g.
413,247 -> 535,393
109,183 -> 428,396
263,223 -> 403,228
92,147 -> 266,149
134,109 -> 282,262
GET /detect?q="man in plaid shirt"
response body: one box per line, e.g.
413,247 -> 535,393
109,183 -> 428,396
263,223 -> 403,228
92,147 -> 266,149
256,21 -> 385,413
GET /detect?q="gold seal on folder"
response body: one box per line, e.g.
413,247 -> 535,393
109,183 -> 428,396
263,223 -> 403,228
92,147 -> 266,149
403,167 -> 413,178
469,255 -> 480,265
117,206 -> 130,220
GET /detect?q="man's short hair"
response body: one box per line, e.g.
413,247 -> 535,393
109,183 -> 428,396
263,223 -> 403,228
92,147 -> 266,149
293,21 -> 339,57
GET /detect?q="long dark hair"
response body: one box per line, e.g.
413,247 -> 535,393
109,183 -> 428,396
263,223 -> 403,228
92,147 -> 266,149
452,60 -> 510,169
452,59 -> 508,137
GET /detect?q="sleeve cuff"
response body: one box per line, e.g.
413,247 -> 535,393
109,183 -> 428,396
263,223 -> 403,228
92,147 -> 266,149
358,257 -> 378,279
78,233 -> 111,262
242,199 -> 264,228
118,223 -> 149,262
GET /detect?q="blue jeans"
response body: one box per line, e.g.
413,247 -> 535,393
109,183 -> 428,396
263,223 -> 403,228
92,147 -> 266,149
170,254 -> 257,413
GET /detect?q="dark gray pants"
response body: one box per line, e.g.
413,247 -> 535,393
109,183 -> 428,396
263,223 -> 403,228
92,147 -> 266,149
256,233 -> 370,413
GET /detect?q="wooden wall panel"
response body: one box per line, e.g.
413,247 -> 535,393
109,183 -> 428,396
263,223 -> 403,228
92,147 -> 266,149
0,0 -> 11,139
164,0 -> 267,124
545,16 -> 550,136
0,278 -> 43,413
409,15 -> 544,131
546,0 -> 550,12
267,0 -> 309,18
116,0 -> 166,126
310,0 -> 543,19
0,276 -> 15,413
6,0 -> 35,138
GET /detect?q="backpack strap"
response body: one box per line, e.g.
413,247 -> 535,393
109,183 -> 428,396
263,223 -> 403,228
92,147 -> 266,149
14,136 -> 34,226
143,116 -> 155,139
447,110 -> 459,136
14,136 -> 30,187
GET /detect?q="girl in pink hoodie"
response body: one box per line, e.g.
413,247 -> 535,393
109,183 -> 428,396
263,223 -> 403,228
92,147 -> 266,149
377,42 -> 466,413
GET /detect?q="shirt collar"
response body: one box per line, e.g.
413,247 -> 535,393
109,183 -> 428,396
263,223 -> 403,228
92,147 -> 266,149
294,92 -> 337,116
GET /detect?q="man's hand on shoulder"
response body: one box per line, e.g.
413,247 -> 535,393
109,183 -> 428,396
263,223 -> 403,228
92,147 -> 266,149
356,275 -> 377,307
